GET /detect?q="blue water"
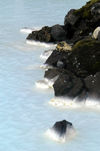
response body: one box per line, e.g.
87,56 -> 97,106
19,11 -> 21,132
0,0 -> 100,151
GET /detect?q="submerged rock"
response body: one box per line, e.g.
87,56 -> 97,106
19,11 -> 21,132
52,120 -> 73,137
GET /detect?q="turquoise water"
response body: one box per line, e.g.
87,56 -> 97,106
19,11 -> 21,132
1,0 -> 100,151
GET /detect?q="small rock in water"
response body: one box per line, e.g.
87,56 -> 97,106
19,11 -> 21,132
46,119 -> 75,143
52,120 -> 73,137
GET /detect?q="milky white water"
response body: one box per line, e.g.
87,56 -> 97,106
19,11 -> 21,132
0,0 -> 100,151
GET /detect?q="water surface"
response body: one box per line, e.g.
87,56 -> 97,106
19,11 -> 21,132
1,0 -> 100,151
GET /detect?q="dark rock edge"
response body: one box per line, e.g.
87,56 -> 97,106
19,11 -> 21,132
27,0 -> 100,102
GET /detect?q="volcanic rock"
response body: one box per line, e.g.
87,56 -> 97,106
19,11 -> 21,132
52,120 -> 73,137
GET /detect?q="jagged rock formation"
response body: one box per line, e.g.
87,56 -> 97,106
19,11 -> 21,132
26,0 -> 100,44
45,38 -> 100,100
27,0 -> 100,101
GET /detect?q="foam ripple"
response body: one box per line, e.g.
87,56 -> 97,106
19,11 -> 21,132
35,76 -> 59,89
40,49 -> 53,60
40,64 -> 53,70
35,78 -> 54,89
49,97 -> 100,110
20,27 -> 41,34
26,40 -> 56,49
45,127 -> 76,143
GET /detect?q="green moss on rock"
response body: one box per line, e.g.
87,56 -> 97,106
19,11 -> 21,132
73,38 -> 98,49
74,0 -> 100,19
71,38 -> 100,74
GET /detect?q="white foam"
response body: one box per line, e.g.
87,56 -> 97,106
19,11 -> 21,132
49,97 -> 81,109
35,80 -> 50,89
26,40 -> 56,49
49,97 -> 100,110
20,27 -> 41,34
40,64 -> 53,70
25,64 -> 53,71
85,98 -> 100,109
40,49 -> 53,60
35,78 -> 56,89
45,127 -> 76,143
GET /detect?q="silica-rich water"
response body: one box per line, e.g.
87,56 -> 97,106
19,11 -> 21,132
1,0 -> 100,151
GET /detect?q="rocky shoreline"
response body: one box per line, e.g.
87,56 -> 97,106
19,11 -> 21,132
27,0 -> 100,102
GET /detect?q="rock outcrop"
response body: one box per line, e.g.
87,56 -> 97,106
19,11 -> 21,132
27,0 -> 100,101
46,38 -> 100,76
26,0 -> 100,44
27,25 -> 66,43
44,37 -> 100,100
64,0 -> 100,43
27,26 -> 52,42
52,120 -> 73,137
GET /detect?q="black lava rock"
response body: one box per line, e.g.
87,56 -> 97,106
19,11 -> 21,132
52,120 -> 73,137
51,24 -> 66,42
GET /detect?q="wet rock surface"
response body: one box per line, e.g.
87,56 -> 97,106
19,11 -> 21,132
53,70 -> 84,98
51,24 -> 66,42
44,37 -> 100,100
27,26 -> 52,42
27,0 -> 100,44
52,120 -> 73,137
46,38 -> 100,76
64,0 -> 100,43
84,72 -> 100,98
27,25 -> 66,43
45,49 -> 71,69
27,0 -> 100,101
